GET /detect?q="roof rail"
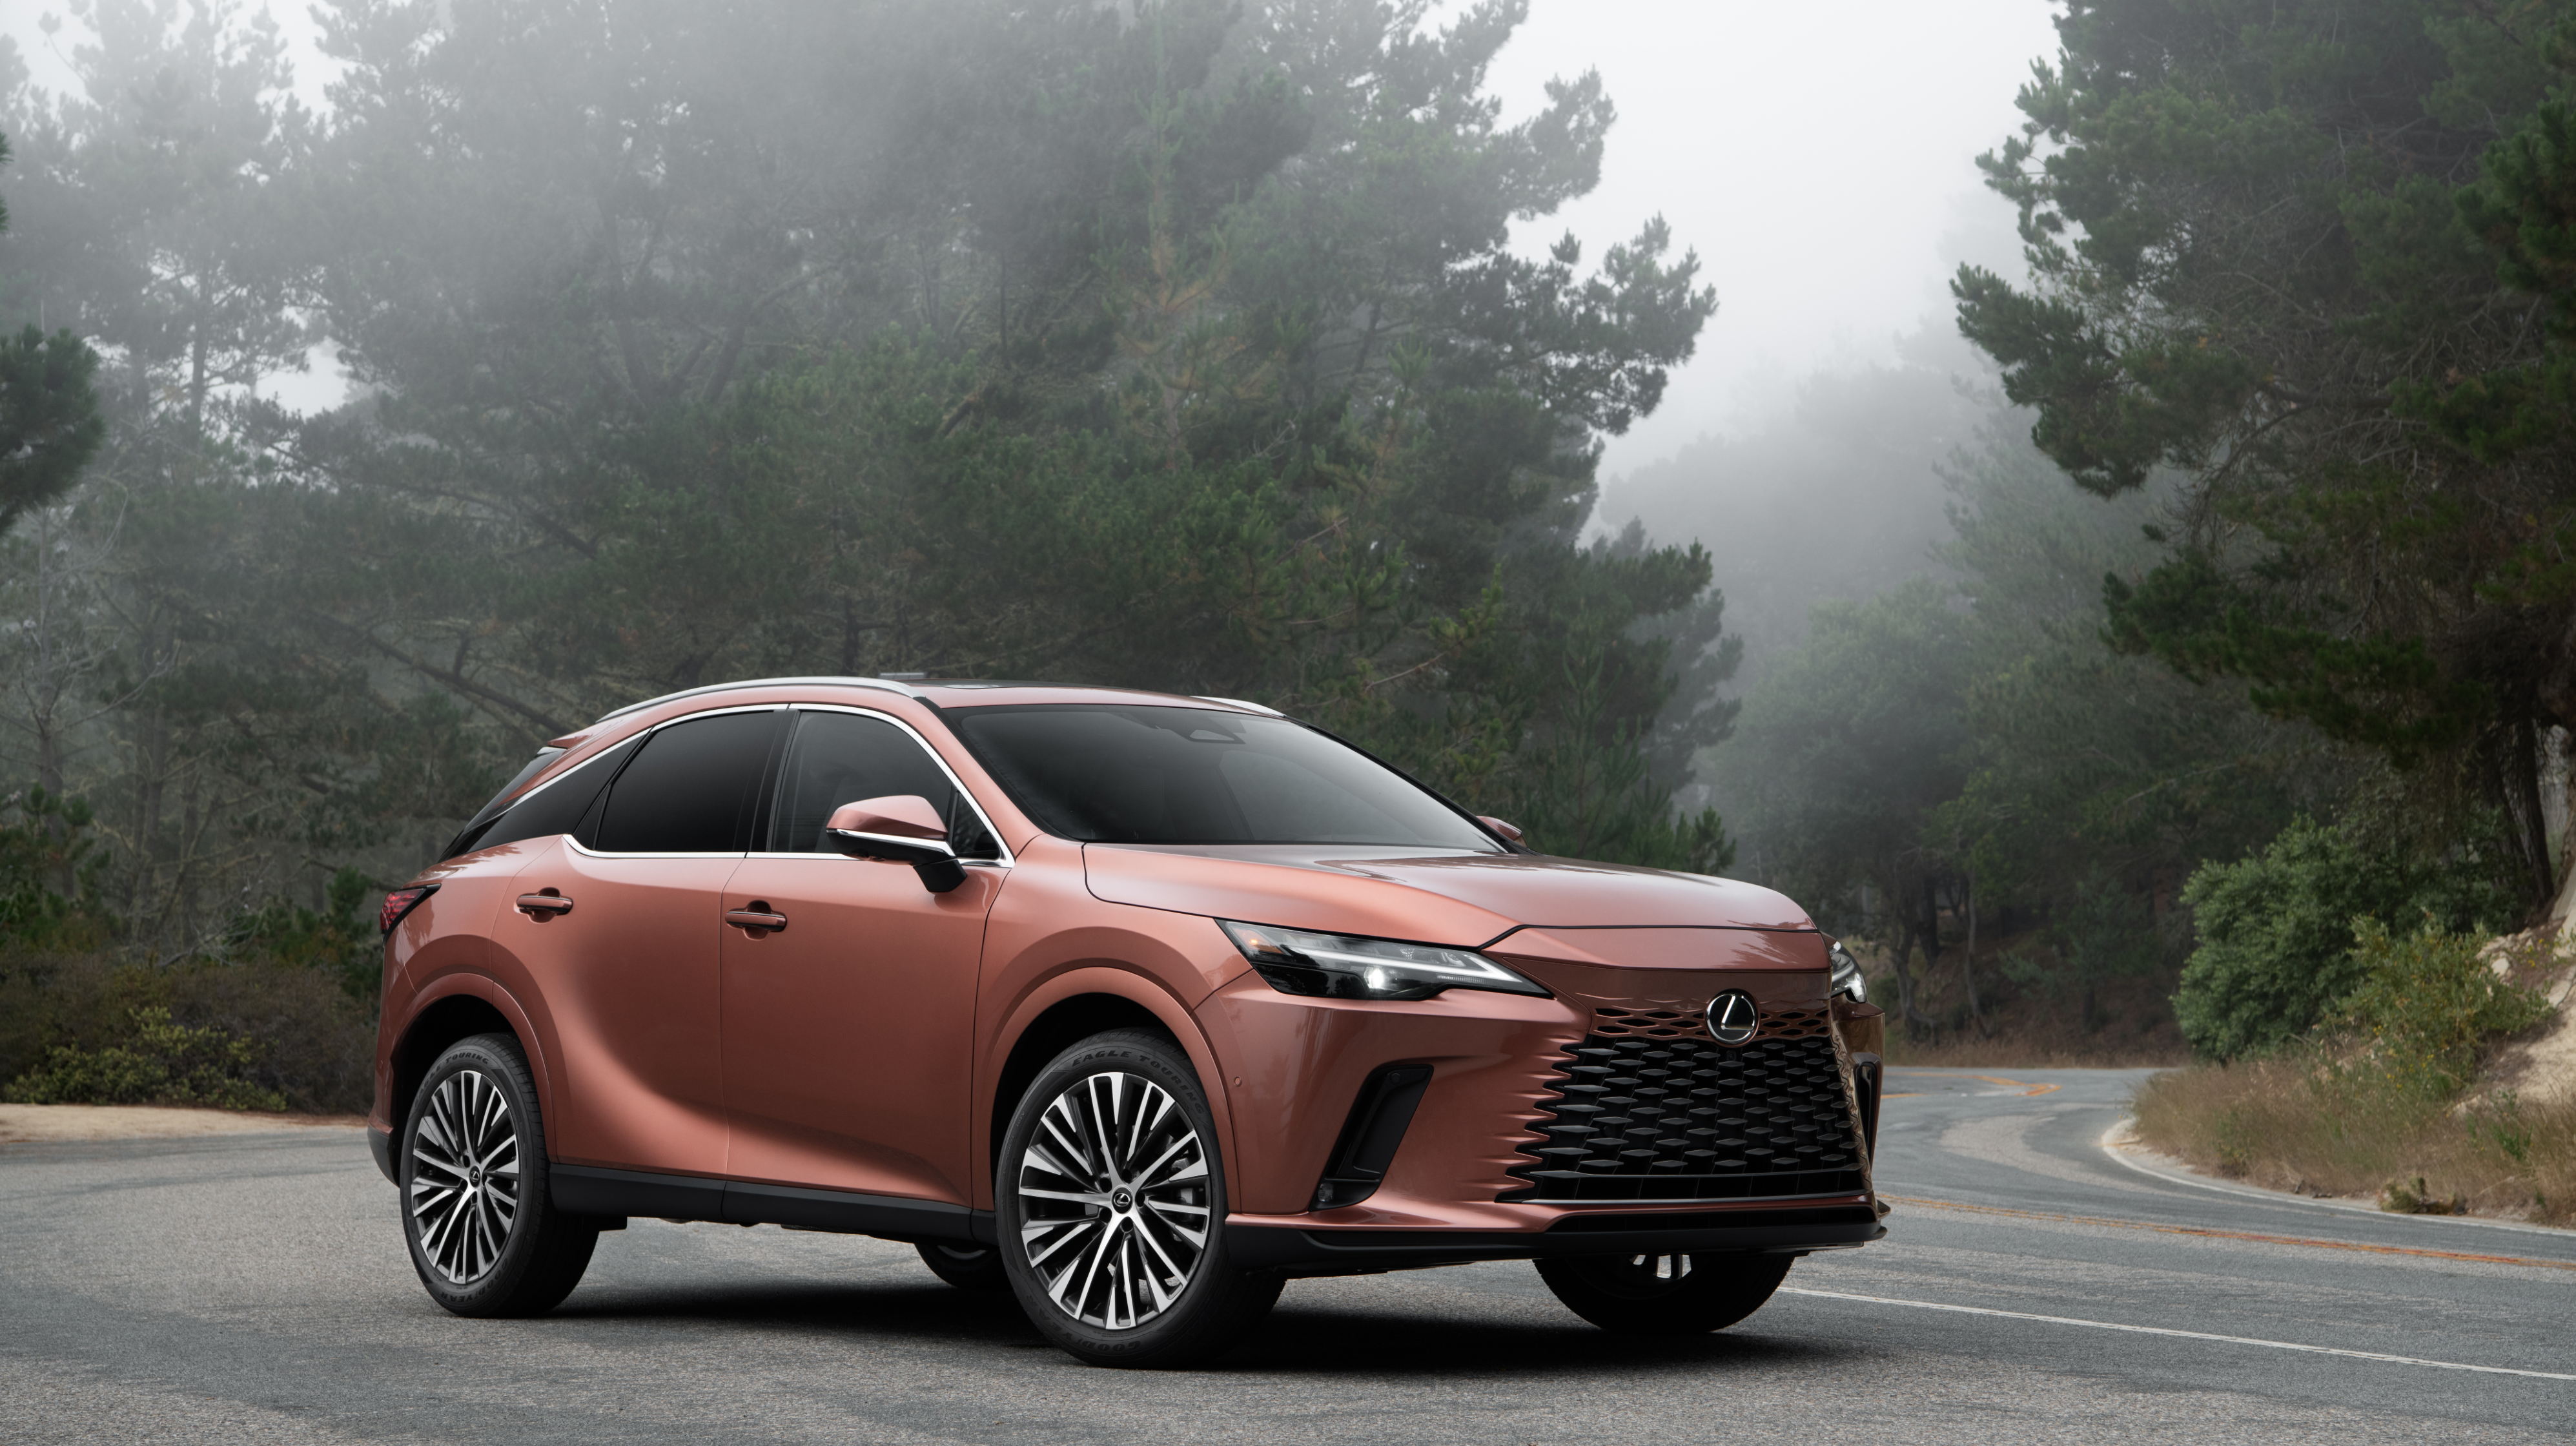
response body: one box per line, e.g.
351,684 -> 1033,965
1194,696 -> 1284,717
591,676 -> 921,726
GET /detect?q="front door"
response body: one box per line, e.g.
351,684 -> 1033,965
509,705 -> 780,1177
721,707 -> 1002,1203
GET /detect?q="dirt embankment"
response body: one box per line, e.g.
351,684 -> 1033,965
2130,925 -> 2576,1226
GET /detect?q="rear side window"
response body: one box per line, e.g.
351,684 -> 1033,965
444,744 -> 632,860
769,711 -> 996,856
593,710 -> 781,854
441,747 -> 564,856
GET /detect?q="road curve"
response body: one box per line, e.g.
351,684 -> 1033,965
3,1067 -> 2569,1444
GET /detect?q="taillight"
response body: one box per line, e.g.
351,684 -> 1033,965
381,885 -> 438,935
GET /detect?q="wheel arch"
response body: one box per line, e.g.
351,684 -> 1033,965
391,978 -> 555,1153
978,969 -> 1234,1212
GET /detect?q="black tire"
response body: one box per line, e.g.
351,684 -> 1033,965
996,1028 -> 1281,1368
400,1032 -> 598,1317
1535,1252 -> 1792,1335
917,1241 -> 1009,1292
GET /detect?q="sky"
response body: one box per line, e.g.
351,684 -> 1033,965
1479,0 -> 2063,480
2,0 -> 2067,464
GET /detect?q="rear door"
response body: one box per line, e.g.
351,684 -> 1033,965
719,706 -> 1005,1203
506,705 -> 782,1176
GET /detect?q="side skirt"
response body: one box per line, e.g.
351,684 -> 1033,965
550,1164 -> 987,1244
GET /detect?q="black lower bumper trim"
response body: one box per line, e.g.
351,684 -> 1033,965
367,1126 -> 394,1185
1229,1207 -> 1885,1274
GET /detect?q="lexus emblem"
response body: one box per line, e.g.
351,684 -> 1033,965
1706,990 -> 1759,1046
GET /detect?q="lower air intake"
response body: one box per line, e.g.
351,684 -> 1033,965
1501,1032 -> 1866,1204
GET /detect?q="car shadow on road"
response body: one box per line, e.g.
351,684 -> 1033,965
1223,1303 -> 1863,1378
549,1280 -> 1860,1377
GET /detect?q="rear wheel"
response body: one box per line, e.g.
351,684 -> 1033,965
996,1029 -> 1280,1367
1535,1252 -> 1792,1335
917,1241 -> 1008,1292
401,1033 -> 598,1317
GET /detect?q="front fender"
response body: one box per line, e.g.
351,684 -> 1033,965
972,963 -> 1240,1214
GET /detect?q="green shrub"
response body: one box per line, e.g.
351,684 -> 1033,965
4,1006 -> 288,1111
0,952 -> 374,1112
2174,818 -> 2513,1059
2331,918 -> 2551,1099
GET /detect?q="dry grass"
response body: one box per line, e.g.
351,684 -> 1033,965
2131,1057 -> 2576,1226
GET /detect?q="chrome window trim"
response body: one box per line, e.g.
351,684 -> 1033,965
768,703 -> 1017,869
591,676 -> 922,727
563,841 -> 748,860
571,703 -> 786,859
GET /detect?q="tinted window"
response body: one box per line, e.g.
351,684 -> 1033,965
442,747 -> 564,856
445,745 -> 630,859
593,710 -> 779,853
770,711 -> 994,856
950,705 -> 1498,849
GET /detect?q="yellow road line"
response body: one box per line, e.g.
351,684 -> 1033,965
1885,1195 -> 2576,1273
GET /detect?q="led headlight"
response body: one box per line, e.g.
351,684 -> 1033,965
1220,920 -> 1549,1002
1828,938 -> 1867,1002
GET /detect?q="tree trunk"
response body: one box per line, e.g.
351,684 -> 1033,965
1963,874 -> 1983,1037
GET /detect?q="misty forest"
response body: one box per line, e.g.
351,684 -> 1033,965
6,0 -> 2576,1128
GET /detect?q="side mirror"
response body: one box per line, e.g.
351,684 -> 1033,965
1477,816 -> 1525,845
826,796 -> 966,894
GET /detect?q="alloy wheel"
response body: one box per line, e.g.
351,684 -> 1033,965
1014,1069 -> 1211,1328
410,1068 -> 522,1285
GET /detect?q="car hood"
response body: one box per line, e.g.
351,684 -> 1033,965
1079,843 -> 1814,946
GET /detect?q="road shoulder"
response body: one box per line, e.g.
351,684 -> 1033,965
0,1102 -> 364,1144
2097,1118 -> 2572,1238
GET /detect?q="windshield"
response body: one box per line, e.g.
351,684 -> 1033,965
950,705 -> 1502,851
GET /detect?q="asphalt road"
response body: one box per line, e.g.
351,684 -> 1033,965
5,1068 -> 2570,1444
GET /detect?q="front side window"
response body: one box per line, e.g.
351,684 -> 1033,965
768,710 -> 996,856
592,709 -> 780,853
950,705 -> 1499,850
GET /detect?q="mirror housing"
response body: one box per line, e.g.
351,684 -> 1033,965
826,796 -> 966,894
1477,815 -> 1525,845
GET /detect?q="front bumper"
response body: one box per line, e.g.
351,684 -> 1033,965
1191,932 -> 1883,1257
1229,1203 -> 1885,1274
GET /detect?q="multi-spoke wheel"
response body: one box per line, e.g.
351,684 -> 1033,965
400,1033 -> 598,1317
411,1068 -> 520,1284
1535,1250 -> 1792,1335
1016,1069 -> 1211,1327
997,1029 -> 1280,1367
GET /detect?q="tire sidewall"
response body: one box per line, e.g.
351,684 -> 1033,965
400,1032 -> 560,1315
996,1029 -> 1242,1363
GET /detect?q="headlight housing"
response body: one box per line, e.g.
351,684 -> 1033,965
1220,920 -> 1549,1002
1828,938 -> 1866,1002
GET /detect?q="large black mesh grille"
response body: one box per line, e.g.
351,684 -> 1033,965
1501,1032 -> 1866,1203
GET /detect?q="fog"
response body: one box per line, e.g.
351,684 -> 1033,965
0,0 -> 2083,959
7,0 -> 2058,453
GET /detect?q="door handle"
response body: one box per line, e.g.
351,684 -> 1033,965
515,891 -> 573,918
724,905 -> 788,935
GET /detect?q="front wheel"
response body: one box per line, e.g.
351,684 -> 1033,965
996,1028 -> 1281,1367
1535,1252 -> 1792,1335
401,1032 -> 598,1317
